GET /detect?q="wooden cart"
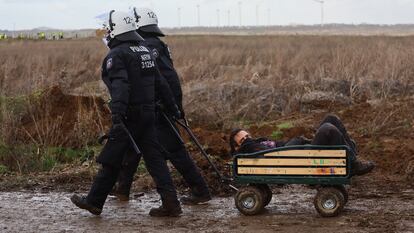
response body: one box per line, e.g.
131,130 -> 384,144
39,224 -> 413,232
232,145 -> 352,217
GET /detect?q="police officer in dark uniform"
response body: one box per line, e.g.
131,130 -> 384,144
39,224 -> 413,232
111,7 -> 211,205
70,10 -> 182,217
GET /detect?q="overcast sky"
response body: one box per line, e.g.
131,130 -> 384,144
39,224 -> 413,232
1,0 -> 414,30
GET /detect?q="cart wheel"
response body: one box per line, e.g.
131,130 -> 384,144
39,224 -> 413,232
256,184 -> 272,207
314,187 -> 345,217
235,186 -> 265,215
335,185 -> 349,204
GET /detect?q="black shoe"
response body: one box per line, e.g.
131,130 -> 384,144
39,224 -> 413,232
180,194 -> 212,205
109,186 -> 130,201
352,160 -> 375,176
70,194 -> 102,215
149,205 -> 182,217
149,202 -> 182,217
113,193 -> 129,201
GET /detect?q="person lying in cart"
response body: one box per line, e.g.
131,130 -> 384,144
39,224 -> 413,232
229,114 -> 374,176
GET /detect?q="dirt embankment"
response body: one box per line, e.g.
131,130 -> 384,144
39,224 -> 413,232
19,86 -> 111,147
1,86 -> 413,194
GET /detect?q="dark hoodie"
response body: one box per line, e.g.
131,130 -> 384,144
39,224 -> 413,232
237,136 -> 311,155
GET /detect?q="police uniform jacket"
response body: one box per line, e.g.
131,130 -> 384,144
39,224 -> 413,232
139,32 -> 184,113
101,39 -> 177,118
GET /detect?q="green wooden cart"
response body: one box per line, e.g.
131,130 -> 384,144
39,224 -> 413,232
231,145 -> 352,217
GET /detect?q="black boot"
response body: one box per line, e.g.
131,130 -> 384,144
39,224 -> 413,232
109,186 -> 130,201
180,193 -> 212,205
181,185 -> 212,205
113,192 -> 130,201
351,160 -> 375,176
149,197 -> 182,217
70,194 -> 102,215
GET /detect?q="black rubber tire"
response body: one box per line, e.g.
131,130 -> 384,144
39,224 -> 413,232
235,186 -> 265,216
256,184 -> 272,207
335,185 -> 349,204
314,187 -> 345,217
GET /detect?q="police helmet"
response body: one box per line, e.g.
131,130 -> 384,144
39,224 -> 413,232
132,7 -> 165,37
103,10 -> 144,42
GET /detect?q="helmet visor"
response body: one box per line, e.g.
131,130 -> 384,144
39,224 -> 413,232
94,12 -> 111,46
95,12 -> 111,30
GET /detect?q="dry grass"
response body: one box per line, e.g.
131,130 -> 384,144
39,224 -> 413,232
169,35 -> 414,127
0,39 -> 105,96
1,35 -> 414,131
1,35 -> 414,178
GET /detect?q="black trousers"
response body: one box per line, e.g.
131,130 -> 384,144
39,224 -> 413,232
115,111 -> 210,197
284,114 -> 357,161
86,109 -> 178,209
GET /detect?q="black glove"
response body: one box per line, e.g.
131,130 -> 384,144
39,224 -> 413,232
172,108 -> 182,120
98,134 -> 109,145
111,114 -> 125,125
157,102 -> 182,119
171,104 -> 182,120
177,104 -> 185,119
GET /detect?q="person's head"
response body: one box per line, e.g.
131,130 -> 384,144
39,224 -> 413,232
229,129 -> 252,154
132,7 -> 165,37
101,10 -> 144,46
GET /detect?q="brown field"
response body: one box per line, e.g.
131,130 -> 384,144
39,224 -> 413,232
2,36 -> 414,123
0,36 -> 413,232
0,35 -> 413,183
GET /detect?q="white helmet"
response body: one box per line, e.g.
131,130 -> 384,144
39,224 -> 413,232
132,7 -> 165,36
103,10 -> 144,42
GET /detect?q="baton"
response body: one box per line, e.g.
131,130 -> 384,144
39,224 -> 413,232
174,118 -> 230,183
119,121 -> 142,155
161,112 -> 185,145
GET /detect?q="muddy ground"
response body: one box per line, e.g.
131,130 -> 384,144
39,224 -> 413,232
0,177 -> 413,233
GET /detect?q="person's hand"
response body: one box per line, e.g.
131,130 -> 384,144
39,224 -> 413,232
166,104 -> 181,120
171,108 -> 182,120
299,136 -> 312,144
178,106 -> 185,119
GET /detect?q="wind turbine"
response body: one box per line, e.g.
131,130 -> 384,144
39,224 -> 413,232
227,10 -> 231,27
313,0 -> 324,27
197,4 -> 201,26
216,9 -> 220,27
267,8 -> 271,26
238,1 -> 242,27
177,7 -> 182,28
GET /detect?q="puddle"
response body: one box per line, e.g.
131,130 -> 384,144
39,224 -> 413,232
0,186 -> 413,233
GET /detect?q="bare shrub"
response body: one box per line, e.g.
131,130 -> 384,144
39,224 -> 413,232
0,39 -> 105,96
170,36 -> 414,125
1,36 -> 414,127
18,86 -> 110,148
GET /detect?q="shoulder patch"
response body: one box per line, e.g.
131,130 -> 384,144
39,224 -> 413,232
152,48 -> 159,58
106,58 -> 113,70
130,46 -> 150,53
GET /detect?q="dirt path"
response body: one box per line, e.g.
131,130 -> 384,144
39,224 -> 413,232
1,184 -> 413,233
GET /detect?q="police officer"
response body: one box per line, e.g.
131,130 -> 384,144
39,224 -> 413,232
70,10 -> 182,217
111,7 -> 211,205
